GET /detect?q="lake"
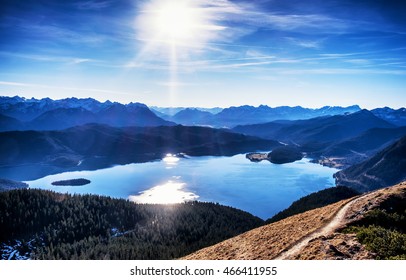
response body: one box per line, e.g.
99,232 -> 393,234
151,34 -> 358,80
24,154 -> 337,219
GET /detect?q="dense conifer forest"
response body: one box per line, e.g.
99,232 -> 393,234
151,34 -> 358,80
0,189 -> 262,260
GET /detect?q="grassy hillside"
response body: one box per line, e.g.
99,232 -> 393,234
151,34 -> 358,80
267,186 -> 359,223
183,183 -> 406,260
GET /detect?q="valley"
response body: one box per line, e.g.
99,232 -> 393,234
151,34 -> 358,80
2,0 -> 406,267
0,96 -> 405,260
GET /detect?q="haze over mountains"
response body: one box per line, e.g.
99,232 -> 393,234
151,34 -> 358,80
2,96 -> 405,130
0,96 -> 174,131
156,105 -> 362,127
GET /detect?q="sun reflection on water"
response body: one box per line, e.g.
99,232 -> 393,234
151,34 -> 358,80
163,153 -> 180,164
128,180 -> 198,204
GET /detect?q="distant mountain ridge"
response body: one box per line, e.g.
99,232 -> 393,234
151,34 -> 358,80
371,107 -> 406,126
214,105 -> 361,126
153,104 -> 362,127
150,105 -> 406,128
0,124 -> 280,180
151,106 -> 223,116
233,110 -> 404,168
0,96 -> 174,131
234,110 -> 394,143
169,108 -> 215,125
0,96 -> 113,120
316,126 -> 406,166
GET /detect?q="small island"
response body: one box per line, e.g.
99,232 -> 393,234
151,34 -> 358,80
52,178 -> 91,186
246,153 -> 269,162
268,146 -> 303,164
246,145 -> 304,164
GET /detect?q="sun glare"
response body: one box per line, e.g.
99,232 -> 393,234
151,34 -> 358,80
135,0 -> 225,105
128,181 -> 199,204
163,153 -> 180,164
136,0 -> 224,48
152,1 -> 199,43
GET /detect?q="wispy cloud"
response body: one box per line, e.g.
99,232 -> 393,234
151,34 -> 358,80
344,59 -> 371,65
23,24 -> 107,45
0,81 -> 135,96
132,0 -> 368,70
75,1 -> 113,10
6,11 -> 134,49
280,68 -> 406,76
286,38 -> 324,49
157,81 -> 198,87
200,0 -> 357,35
0,51 -> 99,65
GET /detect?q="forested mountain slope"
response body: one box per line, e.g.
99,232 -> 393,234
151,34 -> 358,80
0,189 -> 263,260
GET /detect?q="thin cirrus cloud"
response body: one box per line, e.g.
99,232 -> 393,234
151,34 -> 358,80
0,80 -> 135,98
129,0 -> 395,75
133,0 -> 352,55
0,51 -> 98,65
75,1 -> 113,10
278,68 -> 406,76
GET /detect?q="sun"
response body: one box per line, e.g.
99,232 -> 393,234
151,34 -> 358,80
151,1 -> 200,43
134,0 -> 225,104
136,0 -> 222,47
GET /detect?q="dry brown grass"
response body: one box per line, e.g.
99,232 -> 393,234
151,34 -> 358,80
182,182 -> 406,260
182,198 -> 351,259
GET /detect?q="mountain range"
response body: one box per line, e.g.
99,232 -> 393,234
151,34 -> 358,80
234,110 -> 406,168
1,95 -> 406,261
371,107 -> 406,126
0,96 -> 114,121
0,96 -> 174,131
152,104 -> 362,127
153,104 -> 406,128
2,96 -> 406,131
233,110 -> 395,142
1,95 -> 406,191
150,106 -> 223,117
213,104 -> 362,127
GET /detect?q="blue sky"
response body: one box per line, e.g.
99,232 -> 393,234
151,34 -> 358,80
1,0 -> 405,108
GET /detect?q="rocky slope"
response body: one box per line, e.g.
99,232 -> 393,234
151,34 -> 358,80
182,182 -> 406,260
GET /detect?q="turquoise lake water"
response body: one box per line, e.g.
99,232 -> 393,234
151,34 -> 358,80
25,154 -> 337,219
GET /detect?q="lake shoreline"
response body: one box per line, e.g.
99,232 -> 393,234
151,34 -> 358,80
22,154 -> 338,220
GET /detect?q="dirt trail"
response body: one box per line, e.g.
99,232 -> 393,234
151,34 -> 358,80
183,183 -> 405,260
274,195 -> 367,260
